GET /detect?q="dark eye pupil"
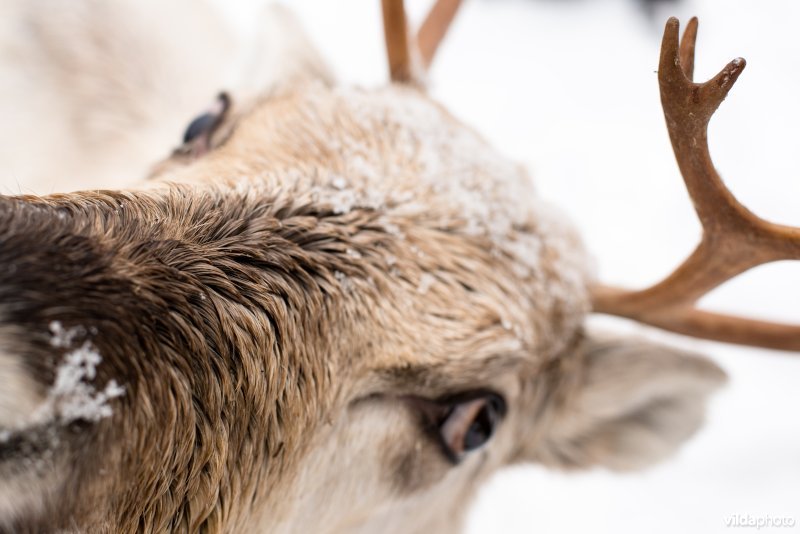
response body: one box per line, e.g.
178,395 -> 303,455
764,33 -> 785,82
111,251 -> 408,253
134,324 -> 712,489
463,401 -> 497,452
464,413 -> 490,451
180,92 -> 231,149
183,112 -> 217,144
435,392 -> 505,462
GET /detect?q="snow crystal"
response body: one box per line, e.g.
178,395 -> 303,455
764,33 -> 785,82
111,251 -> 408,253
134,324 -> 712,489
347,154 -> 379,183
417,273 -> 436,295
382,222 -> 404,238
334,270 -> 354,291
330,188 -> 357,214
55,343 -> 102,382
37,342 -> 125,424
7,324 -> 129,429
49,321 -> 85,348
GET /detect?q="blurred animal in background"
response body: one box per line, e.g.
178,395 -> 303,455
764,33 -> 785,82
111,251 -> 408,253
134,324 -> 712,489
518,0 -> 679,16
0,0 -> 796,533
0,0 -> 330,194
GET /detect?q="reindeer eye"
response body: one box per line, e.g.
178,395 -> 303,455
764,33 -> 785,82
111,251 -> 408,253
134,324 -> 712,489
183,112 -> 218,144
180,92 -> 231,155
438,393 -> 505,462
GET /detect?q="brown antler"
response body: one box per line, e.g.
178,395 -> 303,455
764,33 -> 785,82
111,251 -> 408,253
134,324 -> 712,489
381,0 -> 463,84
591,17 -> 800,352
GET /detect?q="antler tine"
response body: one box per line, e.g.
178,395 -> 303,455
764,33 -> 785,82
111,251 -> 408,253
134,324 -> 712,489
678,17 -> 698,81
660,17 -> 751,232
591,17 -> 800,352
382,0 -> 417,84
382,0 -> 463,85
417,0 -> 463,69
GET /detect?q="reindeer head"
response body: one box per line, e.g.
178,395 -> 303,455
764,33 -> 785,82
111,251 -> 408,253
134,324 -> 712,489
4,3 -> 787,533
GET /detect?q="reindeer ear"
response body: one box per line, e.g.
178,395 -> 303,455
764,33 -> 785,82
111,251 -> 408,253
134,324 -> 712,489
535,333 -> 727,471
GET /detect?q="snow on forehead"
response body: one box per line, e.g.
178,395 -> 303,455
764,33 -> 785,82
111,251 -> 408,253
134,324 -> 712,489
331,86 -> 534,236
316,86 -> 588,282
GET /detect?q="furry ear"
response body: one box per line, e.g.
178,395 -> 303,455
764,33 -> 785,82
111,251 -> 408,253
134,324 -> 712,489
534,333 -> 727,471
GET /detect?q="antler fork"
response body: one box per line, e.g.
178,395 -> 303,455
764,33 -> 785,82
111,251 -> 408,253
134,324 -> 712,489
591,17 -> 800,351
381,0 -> 462,84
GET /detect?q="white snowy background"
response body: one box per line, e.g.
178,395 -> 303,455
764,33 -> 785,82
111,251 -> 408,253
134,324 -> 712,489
222,1 -> 800,533
6,0 -> 799,532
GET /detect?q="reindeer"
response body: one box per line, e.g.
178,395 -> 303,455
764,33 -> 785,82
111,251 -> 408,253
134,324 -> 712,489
1,1 -> 798,532
0,0 -> 330,194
